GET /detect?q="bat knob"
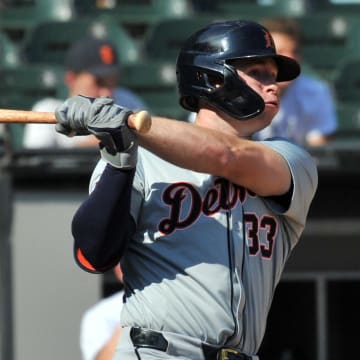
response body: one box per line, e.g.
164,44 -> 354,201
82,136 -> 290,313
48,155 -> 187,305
128,111 -> 152,134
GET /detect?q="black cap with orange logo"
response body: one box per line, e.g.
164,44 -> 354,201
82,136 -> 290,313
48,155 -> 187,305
65,37 -> 120,77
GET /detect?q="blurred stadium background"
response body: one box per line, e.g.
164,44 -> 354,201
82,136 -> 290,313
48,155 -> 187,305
1,0 -> 360,359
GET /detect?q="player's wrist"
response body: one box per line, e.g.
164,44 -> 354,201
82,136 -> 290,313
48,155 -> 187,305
99,141 -> 138,169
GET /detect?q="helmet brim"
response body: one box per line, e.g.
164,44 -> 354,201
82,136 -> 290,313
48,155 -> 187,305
227,53 -> 301,82
273,54 -> 301,82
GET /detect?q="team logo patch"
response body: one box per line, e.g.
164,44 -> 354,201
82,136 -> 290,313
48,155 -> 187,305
263,30 -> 274,49
99,45 -> 116,64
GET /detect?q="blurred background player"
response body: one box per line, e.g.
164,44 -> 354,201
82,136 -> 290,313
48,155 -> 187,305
23,36 -> 147,148
254,16 -> 338,146
80,263 -> 124,360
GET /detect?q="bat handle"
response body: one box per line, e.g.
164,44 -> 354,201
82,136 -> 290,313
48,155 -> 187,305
0,109 -> 152,134
127,111 -> 152,134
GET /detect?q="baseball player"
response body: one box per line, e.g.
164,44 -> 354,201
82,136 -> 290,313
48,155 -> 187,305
55,20 -> 318,360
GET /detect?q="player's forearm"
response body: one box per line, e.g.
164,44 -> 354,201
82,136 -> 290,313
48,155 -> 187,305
138,116 -> 291,196
138,116 -> 236,173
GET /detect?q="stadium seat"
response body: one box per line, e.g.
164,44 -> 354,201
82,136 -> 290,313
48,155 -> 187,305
0,64 -> 66,149
143,17 -> 218,62
21,18 -> 140,66
73,0 -> 192,21
331,57 -> 360,139
0,0 -> 73,41
335,102 -> 360,138
120,60 -> 188,120
216,0 -> 308,18
0,64 -> 65,110
296,13 -> 360,81
0,32 -> 19,67
73,0 -> 193,40
310,0 -> 360,14
333,57 -> 360,103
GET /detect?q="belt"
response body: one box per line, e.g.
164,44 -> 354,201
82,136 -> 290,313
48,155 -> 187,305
130,327 -> 253,360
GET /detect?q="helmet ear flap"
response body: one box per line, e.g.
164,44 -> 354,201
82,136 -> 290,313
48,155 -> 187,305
208,64 -> 265,120
178,64 -> 265,120
202,72 -> 222,89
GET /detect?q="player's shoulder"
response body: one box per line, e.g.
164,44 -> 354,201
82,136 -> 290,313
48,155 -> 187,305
261,138 -> 318,187
260,136 -> 306,151
261,138 -> 317,169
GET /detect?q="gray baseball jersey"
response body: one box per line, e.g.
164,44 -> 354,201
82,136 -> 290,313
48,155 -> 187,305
89,139 -> 318,355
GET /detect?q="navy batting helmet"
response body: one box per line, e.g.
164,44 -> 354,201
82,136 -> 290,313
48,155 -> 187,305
176,20 -> 300,120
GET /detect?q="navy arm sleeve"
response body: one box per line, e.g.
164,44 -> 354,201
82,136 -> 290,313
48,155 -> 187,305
72,164 -> 136,273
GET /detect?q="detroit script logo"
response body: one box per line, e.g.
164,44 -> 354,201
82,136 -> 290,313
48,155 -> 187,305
159,178 -> 278,259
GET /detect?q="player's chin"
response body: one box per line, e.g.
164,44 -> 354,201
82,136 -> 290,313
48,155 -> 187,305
253,113 -> 273,131
264,103 -> 279,118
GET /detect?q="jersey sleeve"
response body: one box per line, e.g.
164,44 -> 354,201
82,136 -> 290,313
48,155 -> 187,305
261,139 -> 318,234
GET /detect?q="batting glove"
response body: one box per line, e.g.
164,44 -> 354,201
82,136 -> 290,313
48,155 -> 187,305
55,95 -> 138,169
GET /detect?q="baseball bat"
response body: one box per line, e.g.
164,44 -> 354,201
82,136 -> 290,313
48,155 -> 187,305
0,108 -> 152,134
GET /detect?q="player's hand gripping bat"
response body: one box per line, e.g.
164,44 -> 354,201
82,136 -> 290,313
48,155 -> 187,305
0,108 -> 152,134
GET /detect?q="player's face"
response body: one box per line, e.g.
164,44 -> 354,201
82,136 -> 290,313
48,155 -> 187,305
199,59 -> 280,137
236,58 -> 279,120
66,71 -> 117,98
